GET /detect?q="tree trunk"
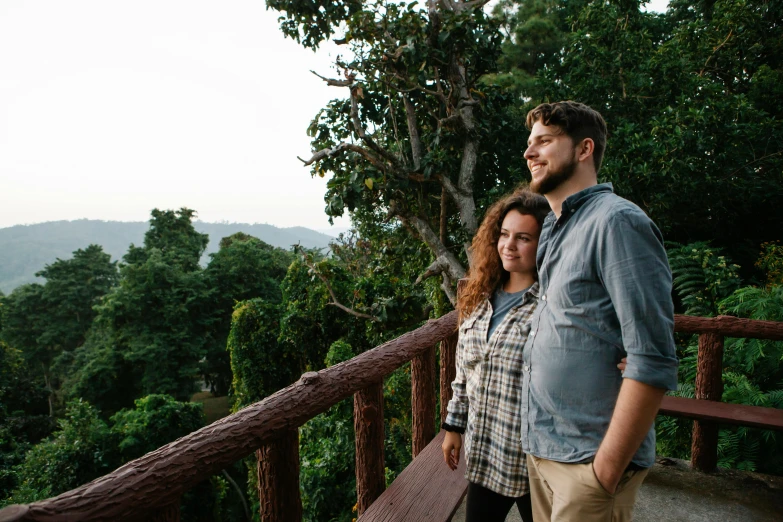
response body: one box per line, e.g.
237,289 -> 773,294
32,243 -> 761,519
257,430 -> 302,522
411,345 -> 436,457
354,382 -> 385,516
691,332 -> 724,472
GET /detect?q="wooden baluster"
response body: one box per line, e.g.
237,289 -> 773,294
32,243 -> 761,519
147,500 -> 180,522
439,332 -> 458,424
257,429 -> 302,522
411,344 -> 436,457
354,382 -> 385,516
691,332 -> 724,472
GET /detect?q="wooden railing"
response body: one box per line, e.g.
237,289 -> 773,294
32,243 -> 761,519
659,315 -> 783,472
0,312 -> 459,522
1,312 -> 782,521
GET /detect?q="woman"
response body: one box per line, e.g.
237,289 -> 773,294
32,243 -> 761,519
442,187 -> 550,522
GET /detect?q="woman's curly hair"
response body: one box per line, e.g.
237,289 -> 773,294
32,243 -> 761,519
457,186 -> 550,322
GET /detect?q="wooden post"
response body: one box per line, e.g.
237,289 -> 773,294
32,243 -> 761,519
691,332 -> 724,472
257,429 -> 302,522
148,501 -> 180,522
439,332 -> 458,424
354,382 -> 385,516
411,345 -> 436,457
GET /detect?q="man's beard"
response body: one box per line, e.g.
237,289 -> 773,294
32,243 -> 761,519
530,158 -> 578,195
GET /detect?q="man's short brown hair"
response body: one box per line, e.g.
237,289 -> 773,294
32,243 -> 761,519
526,101 -> 607,172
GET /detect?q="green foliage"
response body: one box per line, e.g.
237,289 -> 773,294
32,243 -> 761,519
382,365 -> 413,483
110,394 -> 204,462
300,341 -> 356,522
667,241 -> 742,316
35,245 -> 119,352
495,0 -> 783,272
2,396 -> 226,516
756,241 -> 783,287
203,234 -> 294,395
227,299 -> 299,411
657,242 -> 783,474
0,341 -> 55,501
66,209 -> 215,412
6,400 -> 113,505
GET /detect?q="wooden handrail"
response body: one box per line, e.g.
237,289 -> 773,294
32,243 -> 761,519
673,314 -> 783,340
0,312 -> 458,522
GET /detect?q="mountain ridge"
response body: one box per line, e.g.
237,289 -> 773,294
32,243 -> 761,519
0,219 -> 335,294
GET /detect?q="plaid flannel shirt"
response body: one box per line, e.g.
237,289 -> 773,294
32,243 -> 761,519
445,282 -> 539,497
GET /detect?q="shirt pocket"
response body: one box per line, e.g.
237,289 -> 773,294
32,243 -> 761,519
459,315 -> 484,370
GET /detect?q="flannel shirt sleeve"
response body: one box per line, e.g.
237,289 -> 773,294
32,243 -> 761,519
444,334 -> 469,430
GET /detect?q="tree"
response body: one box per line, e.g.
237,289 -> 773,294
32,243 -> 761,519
110,394 -> 204,463
0,341 -> 54,502
0,245 -> 118,416
202,234 -> 294,395
495,0 -> 783,271
6,400 -> 113,505
269,0 -> 531,303
0,284 -> 53,415
65,209 -> 213,412
35,245 -> 118,353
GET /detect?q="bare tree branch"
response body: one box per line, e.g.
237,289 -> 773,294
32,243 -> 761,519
298,142 -> 389,173
455,0 -> 491,12
416,257 -> 458,305
349,85 -> 404,168
310,70 -> 353,87
700,29 -> 733,77
404,96 -> 423,170
438,113 -> 463,130
398,210 -> 466,282
298,250 -> 380,322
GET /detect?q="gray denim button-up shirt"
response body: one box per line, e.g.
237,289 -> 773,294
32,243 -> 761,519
521,183 -> 678,468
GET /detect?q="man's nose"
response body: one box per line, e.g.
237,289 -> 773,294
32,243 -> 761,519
524,145 -> 535,160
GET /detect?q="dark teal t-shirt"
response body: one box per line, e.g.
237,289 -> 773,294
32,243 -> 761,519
487,286 -> 531,340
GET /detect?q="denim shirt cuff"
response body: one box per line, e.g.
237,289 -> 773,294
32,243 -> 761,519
623,353 -> 679,391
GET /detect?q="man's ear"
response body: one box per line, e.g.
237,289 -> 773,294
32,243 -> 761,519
576,138 -> 594,163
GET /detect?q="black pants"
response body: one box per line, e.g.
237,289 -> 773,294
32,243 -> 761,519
465,482 -> 534,522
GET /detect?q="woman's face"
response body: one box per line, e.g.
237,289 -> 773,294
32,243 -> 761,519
497,209 -> 540,277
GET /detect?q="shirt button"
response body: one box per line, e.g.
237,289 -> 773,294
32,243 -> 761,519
541,294 -> 546,301
523,365 -> 530,372
530,329 -> 536,337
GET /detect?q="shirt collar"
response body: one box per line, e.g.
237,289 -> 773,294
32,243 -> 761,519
561,183 -> 613,215
528,281 -> 540,299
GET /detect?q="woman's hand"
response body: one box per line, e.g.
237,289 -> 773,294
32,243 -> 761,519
617,357 -> 627,374
442,431 -> 462,470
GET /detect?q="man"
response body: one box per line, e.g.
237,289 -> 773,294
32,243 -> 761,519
520,101 -> 678,522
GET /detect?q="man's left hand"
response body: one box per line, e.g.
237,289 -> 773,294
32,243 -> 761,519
592,457 -> 621,494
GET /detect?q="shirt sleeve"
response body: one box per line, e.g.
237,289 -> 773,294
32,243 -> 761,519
598,208 -> 679,391
445,331 -> 469,429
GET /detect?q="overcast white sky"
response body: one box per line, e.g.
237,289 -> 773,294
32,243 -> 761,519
0,0 -> 669,232
0,0 -> 350,231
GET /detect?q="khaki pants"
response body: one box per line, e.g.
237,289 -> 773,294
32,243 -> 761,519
527,454 -> 648,522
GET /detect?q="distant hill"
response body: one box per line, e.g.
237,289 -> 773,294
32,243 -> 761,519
0,220 -> 335,294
